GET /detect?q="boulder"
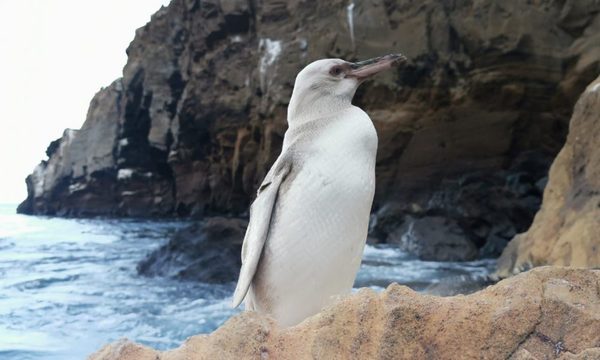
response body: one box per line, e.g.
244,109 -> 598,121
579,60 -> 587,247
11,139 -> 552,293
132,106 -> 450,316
137,217 -> 247,283
387,216 -> 478,261
89,267 -> 600,360
497,75 -> 600,277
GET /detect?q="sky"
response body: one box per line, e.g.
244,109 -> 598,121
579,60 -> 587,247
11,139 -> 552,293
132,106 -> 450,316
0,0 -> 172,204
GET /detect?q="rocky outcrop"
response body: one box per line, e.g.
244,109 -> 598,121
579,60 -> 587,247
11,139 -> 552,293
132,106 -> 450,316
18,81 -> 126,216
137,217 -> 247,282
368,149 -> 552,259
19,1 -> 600,255
497,76 -> 600,276
89,267 -> 600,359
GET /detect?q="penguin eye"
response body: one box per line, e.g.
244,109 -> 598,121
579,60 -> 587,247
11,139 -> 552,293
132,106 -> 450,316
329,66 -> 343,77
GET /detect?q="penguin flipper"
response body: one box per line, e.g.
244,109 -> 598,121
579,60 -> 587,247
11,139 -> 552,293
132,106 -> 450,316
231,154 -> 292,308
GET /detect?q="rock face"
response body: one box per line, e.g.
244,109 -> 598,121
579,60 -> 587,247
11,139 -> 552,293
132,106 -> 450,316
19,1 -> 600,255
497,76 -> 600,276
137,217 -> 247,282
369,149 -> 552,259
89,267 -> 600,360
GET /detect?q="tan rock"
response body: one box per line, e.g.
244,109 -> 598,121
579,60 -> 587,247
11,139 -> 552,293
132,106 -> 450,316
89,267 -> 600,360
497,76 -> 600,277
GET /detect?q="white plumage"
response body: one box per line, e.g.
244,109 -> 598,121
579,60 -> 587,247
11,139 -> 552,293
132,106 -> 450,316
232,54 -> 405,326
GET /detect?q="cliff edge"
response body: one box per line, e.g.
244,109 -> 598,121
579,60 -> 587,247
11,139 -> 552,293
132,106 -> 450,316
17,0 -> 600,257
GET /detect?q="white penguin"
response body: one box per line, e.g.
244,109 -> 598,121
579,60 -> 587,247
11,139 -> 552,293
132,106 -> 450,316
232,54 -> 406,327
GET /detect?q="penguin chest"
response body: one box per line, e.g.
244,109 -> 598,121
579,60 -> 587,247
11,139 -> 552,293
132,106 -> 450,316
264,151 -> 375,282
249,114 -> 378,325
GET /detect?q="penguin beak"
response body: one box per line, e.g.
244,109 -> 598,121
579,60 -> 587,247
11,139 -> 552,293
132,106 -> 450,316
347,54 -> 406,81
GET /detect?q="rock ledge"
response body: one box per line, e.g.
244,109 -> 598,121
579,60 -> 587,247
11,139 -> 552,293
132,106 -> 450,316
90,267 -> 600,360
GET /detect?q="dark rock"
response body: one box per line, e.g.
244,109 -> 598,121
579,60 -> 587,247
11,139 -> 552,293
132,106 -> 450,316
387,216 -> 478,261
479,235 -> 510,259
535,176 -> 548,194
370,151 -> 551,260
137,217 -> 247,283
45,138 -> 61,158
19,0 -> 600,220
368,202 -> 411,242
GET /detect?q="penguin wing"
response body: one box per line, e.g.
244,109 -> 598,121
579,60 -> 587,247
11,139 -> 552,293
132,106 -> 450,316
231,153 -> 292,308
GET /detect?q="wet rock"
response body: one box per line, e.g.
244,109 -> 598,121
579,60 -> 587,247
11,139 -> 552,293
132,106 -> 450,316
137,217 -> 247,283
387,216 -> 478,261
90,267 -> 600,360
498,76 -> 600,276
479,234 -> 510,259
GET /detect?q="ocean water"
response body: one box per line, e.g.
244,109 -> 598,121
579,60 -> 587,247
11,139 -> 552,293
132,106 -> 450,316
0,204 -> 495,359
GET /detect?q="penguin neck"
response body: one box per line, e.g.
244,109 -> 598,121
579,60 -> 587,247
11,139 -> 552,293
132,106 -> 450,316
287,88 -> 353,128
283,90 -> 359,152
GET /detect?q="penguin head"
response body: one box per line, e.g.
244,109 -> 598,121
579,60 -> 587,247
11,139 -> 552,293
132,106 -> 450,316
288,54 -> 406,122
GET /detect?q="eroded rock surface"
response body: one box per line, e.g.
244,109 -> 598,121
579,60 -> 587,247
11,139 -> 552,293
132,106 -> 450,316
89,267 -> 600,360
497,76 -> 600,276
19,0 -> 600,255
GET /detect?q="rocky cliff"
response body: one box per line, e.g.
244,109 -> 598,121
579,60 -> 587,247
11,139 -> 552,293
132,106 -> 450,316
19,0 -> 600,255
497,75 -> 600,276
90,267 -> 600,359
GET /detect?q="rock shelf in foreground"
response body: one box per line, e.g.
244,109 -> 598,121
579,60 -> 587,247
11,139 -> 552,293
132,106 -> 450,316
90,267 -> 600,360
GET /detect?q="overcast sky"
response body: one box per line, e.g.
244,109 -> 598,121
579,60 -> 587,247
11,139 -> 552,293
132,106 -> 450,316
0,0 -> 171,204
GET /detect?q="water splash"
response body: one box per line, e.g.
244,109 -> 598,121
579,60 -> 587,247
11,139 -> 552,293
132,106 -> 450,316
346,1 -> 355,49
356,244 -> 497,292
0,204 -> 495,359
0,205 -> 238,360
117,168 -> 134,180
